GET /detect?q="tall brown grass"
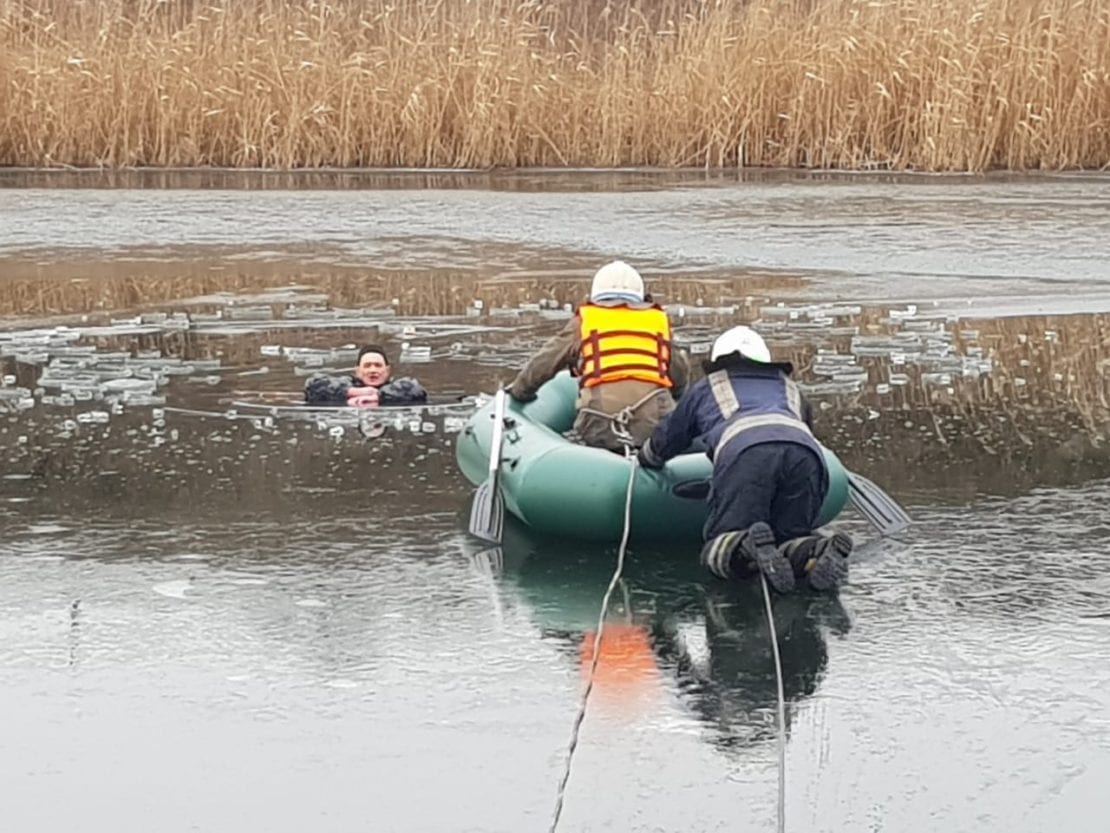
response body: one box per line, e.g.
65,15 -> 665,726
1,0 -> 1108,170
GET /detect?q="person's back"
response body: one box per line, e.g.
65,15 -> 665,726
508,261 -> 688,453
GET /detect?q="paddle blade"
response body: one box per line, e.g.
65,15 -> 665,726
469,546 -> 504,576
847,472 -> 911,536
468,477 -> 505,544
468,387 -> 509,544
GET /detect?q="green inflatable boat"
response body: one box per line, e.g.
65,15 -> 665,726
455,372 -> 849,542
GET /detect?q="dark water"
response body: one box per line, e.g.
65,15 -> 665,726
2,171 -> 1110,831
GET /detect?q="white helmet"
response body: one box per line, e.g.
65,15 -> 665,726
711,325 -> 771,363
589,260 -> 644,302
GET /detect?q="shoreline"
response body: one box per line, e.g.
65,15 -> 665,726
0,165 -> 1106,193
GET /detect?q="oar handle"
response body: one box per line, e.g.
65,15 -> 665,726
488,388 -> 507,477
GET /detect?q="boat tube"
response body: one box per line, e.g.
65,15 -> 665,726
455,372 -> 848,542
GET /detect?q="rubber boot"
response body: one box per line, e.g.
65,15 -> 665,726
744,522 -> 796,593
701,523 -> 795,592
807,532 -> 852,591
781,532 -> 853,591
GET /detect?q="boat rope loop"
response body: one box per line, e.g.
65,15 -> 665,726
578,387 -> 670,448
760,573 -> 788,833
548,434 -> 639,833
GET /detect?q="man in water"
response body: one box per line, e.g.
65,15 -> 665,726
507,260 -> 688,453
637,325 -> 851,593
304,344 -> 427,407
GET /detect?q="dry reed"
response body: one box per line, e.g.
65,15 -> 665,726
1,0 -> 1108,170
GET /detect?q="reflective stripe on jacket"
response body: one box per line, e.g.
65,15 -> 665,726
704,369 -> 816,458
641,362 -> 822,466
577,302 -> 672,389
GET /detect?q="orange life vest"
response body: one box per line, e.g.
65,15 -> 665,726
577,302 -> 673,388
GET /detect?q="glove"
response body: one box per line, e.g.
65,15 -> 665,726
637,445 -> 663,469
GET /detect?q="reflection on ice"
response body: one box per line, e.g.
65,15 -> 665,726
152,579 -> 192,599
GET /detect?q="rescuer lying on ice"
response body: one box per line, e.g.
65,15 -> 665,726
638,326 -> 852,593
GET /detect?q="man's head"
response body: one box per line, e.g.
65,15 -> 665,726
355,345 -> 391,386
589,260 -> 645,303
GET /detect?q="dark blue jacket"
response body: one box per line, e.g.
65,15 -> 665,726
641,358 -> 822,465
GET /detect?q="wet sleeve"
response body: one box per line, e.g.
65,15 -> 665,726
668,348 -> 691,399
507,319 -> 579,402
640,384 -> 704,465
304,374 -> 351,405
378,377 -> 428,405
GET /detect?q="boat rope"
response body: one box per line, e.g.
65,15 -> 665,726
548,440 -> 639,833
162,405 -> 257,421
578,387 -> 670,444
759,572 -> 788,833
227,398 -> 476,417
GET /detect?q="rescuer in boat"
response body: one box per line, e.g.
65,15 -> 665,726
304,344 -> 428,407
637,326 -> 851,593
507,261 -> 689,453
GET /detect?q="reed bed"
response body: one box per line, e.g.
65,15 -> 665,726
1,0 -> 1108,170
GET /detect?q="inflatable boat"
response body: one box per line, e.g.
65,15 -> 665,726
455,372 -> 848,542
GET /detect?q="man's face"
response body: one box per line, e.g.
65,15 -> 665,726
356,352 -> 391,386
